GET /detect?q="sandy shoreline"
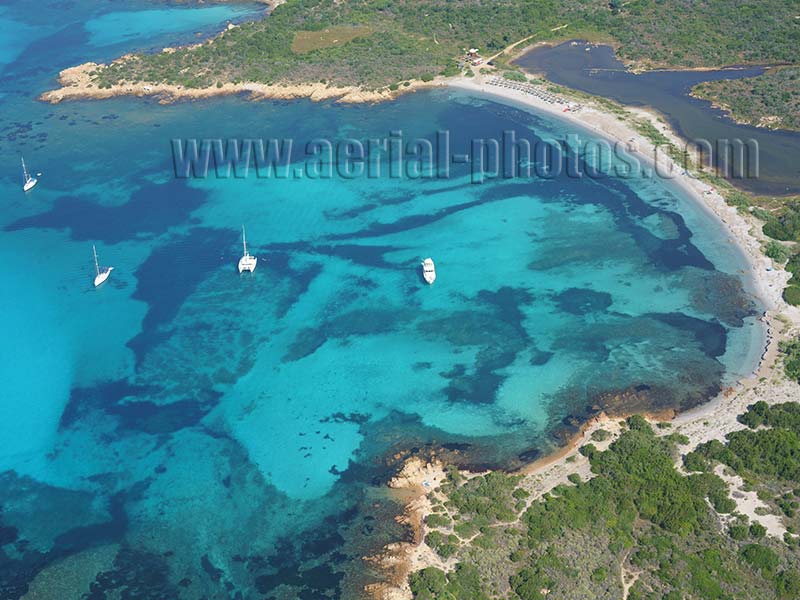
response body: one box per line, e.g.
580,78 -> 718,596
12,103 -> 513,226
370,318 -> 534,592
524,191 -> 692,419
38,56 -> 799,596
365,75 -> 800,600
370,355 -> 800,600
449,75 -> 789,309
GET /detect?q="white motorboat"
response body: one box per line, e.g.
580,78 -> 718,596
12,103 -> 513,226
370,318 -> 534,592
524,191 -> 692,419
421,257 -> 436,284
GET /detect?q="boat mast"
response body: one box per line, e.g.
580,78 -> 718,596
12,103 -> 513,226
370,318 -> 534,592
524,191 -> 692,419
93,245 -> 100,276
21,157 -> 28,182
242,225 -> 248,257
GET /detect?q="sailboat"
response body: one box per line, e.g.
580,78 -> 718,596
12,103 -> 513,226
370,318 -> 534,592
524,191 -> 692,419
21,157 -> 37,192
238,225 -> 257,273
93,245 -> 114,287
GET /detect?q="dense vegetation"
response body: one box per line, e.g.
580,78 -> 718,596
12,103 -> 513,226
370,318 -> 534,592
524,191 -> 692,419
689,402 -> 800,535
747,202 -> 800,305
410,414 -> 800,599
95,0 -> 800,89
693,406 -> 800,483
693,67 -> 800,132
779,341 -> 800,384
780,249 -> 800,306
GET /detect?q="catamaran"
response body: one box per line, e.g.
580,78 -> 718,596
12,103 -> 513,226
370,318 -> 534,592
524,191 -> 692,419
238,225 -> 257,273
21,157 -> 37,192
421,257 -> 436,284
93,245 -> 113,287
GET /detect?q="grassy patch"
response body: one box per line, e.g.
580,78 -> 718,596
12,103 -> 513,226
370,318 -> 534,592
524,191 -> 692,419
291,25 -> 375,54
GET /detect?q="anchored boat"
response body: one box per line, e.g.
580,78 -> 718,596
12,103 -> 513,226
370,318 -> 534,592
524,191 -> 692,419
93,245 -> 113,287
238,225 -> 258,273
21,157 -> 37,192
421,257 -> 436,284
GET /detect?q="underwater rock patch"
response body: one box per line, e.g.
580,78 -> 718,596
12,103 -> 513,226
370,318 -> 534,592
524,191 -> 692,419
554,287 -> 613,315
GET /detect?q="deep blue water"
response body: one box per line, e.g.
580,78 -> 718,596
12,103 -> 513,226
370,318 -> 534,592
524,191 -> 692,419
514,40 -> 800,196
0,3 -> 767,598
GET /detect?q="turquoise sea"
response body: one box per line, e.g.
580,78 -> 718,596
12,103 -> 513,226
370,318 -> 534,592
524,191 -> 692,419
0,1 -> 766,598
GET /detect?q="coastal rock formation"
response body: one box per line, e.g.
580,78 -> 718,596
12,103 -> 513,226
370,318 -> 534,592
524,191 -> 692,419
39,61 -> 403,105
364,457 -> 447,600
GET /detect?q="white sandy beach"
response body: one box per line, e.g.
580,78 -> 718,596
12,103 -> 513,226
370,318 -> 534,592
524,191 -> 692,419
38,56 -> 800,597
366,74 -> 800,600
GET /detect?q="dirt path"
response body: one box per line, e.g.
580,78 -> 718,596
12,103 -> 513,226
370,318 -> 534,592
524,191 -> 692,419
620,548 -> 641,600
485,24 -> 567,63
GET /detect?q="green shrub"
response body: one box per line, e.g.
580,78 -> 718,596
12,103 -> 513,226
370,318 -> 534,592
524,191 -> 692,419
502,70 -> 527,82
409,564 -> 490,600
729,524 -> 749,540
510,548 -> 526,562
780,339 -> 800,381
740,544 -> 779,576
591,429 -> 611,442
784,286 -> 800,306
511,565 -> 554,600
776,570 -> 800,599
626,415 -> 652,433
426,513 -> 451,529
749,522 -> 767,538
591,566 -> 608,582
666,433 -> 690,446
512,487 -> 530,500
440,62 -> 461,77
763,204 -> 800,241
409,567 -> 448,600
765,240 -> 791,263
453,521 -> 477,539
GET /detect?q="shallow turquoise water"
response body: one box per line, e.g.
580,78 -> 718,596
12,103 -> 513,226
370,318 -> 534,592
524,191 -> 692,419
85,6 -> 261,47
0,2 -> 766,598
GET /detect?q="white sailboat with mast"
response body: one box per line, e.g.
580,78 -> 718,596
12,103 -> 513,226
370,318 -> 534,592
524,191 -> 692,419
21,157 -> 37,192
238,225 -> 257,273
93,245 -> 113,287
